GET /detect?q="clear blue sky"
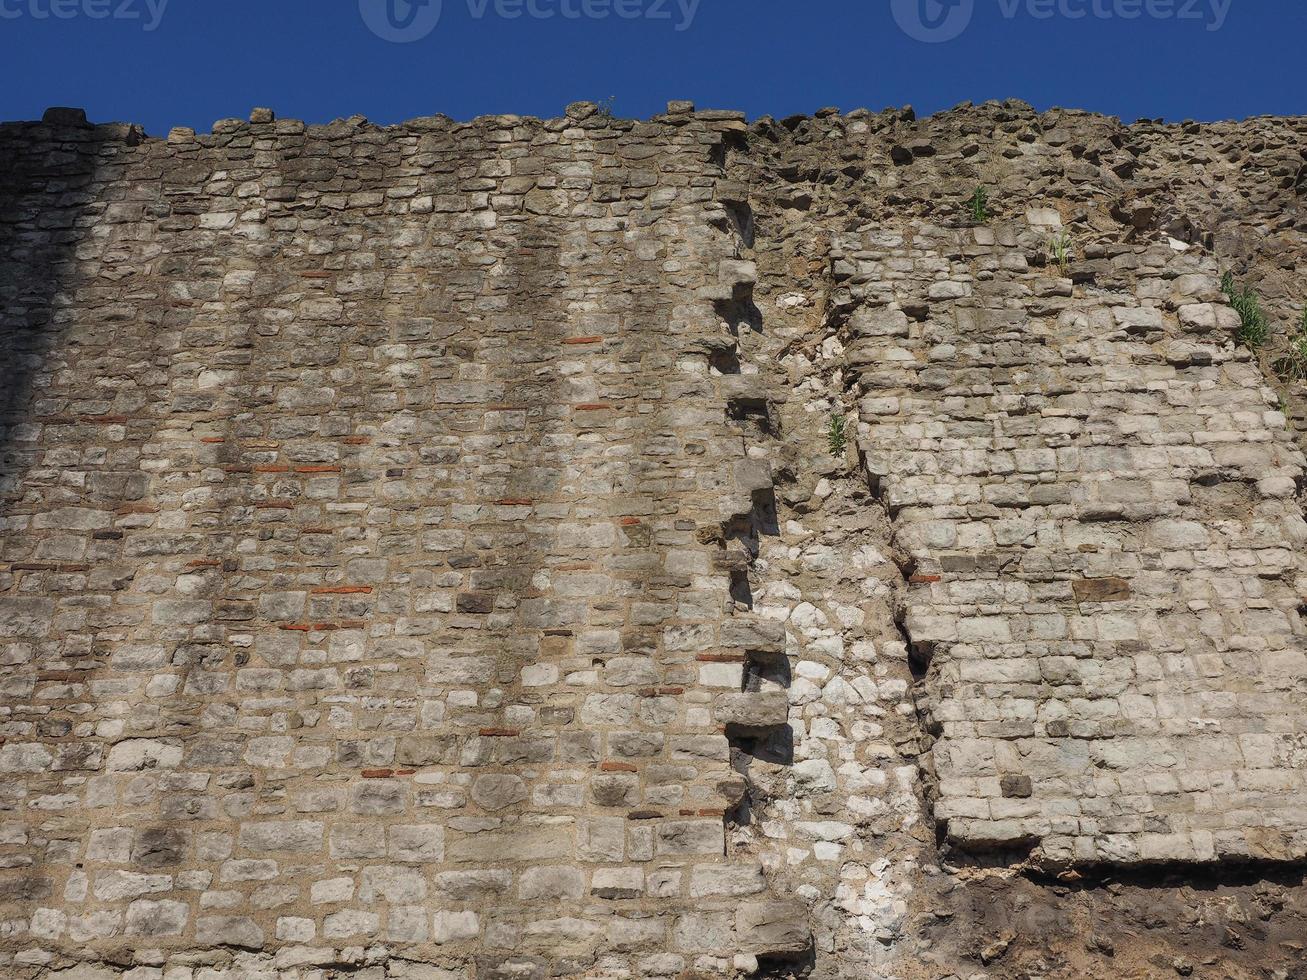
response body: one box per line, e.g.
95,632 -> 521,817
1,0 -> 1303,134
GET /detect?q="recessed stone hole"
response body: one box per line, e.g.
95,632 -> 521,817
908,643 -> 933,682
895,608 -> 932,682
729,726 -> 795,768
729,739 -> 755,777
862,468 -> 884,499
728,396 -> 776,436
726,516 -> 761,561
710,347 -> 742,374
743,652 -> 791,693
730,568 -> 754,610
751,488 -> 780,537
725,201 -> 756,247
727,736 -> 762,830
725,796 -> 752,828
901,300 -> 931,321
728,395 -> 770,420
946,838 -> 1041,867
751,946 -> 817,978
714,297 -> 764,337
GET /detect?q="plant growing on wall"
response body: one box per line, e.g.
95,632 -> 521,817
1050,232 -> 1074,276
828,412 -> 847,459
1221,271 -> 1270,350
1273,308 -> 1307,381
966,186 -> 990,224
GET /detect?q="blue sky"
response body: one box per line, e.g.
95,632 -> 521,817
0,0 -> 1303,134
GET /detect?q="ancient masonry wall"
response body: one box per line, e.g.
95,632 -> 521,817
1,100 -> 1306,980
0,103 -> 810,980
841,220 -> 1307,866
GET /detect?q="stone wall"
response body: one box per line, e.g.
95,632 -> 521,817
0,103 -> 811,980
841,221 -> 1307,866
1,100 -> 1305,980
726,100 -> 1307,978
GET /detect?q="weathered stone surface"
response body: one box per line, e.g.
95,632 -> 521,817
1,101 -> 1305,980
714,691 -> 790,733
1072,577 -> 1132,603
719,616 -> 787,654
839,213 -> 1307,868
470,774 -> 527,812
736,900 -> 812,955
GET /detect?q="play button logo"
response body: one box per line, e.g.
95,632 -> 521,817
891,0 -> 975,43
360,0 -> 444,42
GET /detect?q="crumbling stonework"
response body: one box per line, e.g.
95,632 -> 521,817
841,221 -> 1307,866
1,100 -> 1305,980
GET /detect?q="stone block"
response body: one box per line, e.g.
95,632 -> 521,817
194,914 -> 262,950
124,899 -> 189,938
238,821 -> 323,854
715,691 -> 790,733
736,901 -> 811,955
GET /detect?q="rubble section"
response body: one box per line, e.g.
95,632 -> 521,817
739,103 -> 1307,427
732,100 -> 1307,977
698,173 -> 937,978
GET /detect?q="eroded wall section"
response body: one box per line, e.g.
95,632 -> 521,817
727,102 -> 1307,979
837,220 -> 1307,866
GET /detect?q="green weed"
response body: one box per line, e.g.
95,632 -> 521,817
1273,308 -> 1307,380
1049,232 -> 1074,276
828,413 -> 847,458
1221,271 -> 1270,350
